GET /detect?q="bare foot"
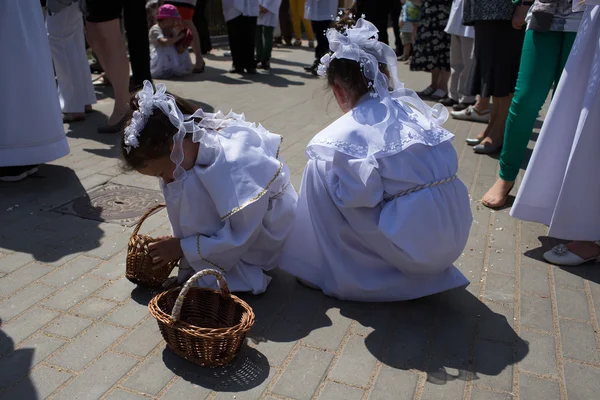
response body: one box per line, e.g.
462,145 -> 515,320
566,241 -> 600,261
482,178 -> 515,208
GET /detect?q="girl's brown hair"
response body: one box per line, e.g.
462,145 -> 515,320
121,89 -> 198,171
325,16 -> 391,105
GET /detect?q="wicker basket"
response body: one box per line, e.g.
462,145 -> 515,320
126,204 -> 178,288
148,269 -> 255,367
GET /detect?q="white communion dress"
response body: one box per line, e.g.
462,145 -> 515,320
162,111 -> 297,294
511,1 -> 600,241
279,94 -> 473,301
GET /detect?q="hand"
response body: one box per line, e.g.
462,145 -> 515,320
148,237 -> 183,269
512,5 -> 529,30
259,5 -> 268,14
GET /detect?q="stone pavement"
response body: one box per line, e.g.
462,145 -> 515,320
1,44 -> 600,400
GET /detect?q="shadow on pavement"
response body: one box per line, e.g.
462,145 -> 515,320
0,165 -> 104,263
162,345 -> 270,392
0,323 -> 37,399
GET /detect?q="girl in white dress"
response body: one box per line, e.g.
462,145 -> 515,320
279,17 -> 473,302
511,1 -> 600,266
121,81 -> 297,293
149,4 -> 193,79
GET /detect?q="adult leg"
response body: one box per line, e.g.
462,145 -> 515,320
447,35 -> 463,102
458,36 -> 476,104
123,0 -> 151,87
483,31 -> 575,207
300,0 -> 314,41
193,0 -> 212,54
390,0 -> 402,53
436,69 -> 451,94
255,25 -> 264,62
290,0 -> 302,42
279,0 -> 293,44
244,16 -> 258,72
227,16 -> 243,72
183,19 -> 205,70
306,20 -> 329,72
263,26 -> 274,64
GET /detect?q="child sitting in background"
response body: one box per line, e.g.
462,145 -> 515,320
149,4 -> 193,78
121,81 -> 297,294
256,0 -> 282,70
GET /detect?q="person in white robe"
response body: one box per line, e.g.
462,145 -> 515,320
256,0 -> 282,69
47,0 -> 97,123
121,82 -> 297,294
278,18 -> 473,302
222,0 -> 260,73
511,0 -> 600,267
0,0 -> 70,182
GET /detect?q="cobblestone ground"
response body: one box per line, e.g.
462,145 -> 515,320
1,43 -> 599,400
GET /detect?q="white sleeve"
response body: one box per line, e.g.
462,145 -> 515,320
328,152 -> 384,209
179,195 -> 269,272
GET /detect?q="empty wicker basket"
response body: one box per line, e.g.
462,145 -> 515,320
126,204 -> 178,288
148,269 -> 255,367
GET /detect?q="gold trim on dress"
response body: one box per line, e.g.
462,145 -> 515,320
219,135 -> 285,221
196,234 -> 225,273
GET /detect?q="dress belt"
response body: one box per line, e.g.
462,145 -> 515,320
384,175 -> 457,202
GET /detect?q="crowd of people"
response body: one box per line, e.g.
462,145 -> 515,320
1,0 -> 599,300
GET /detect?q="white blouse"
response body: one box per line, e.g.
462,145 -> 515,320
222,0 -> 259,22
304,0 -> 338,22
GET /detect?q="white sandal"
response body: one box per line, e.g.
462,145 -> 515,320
543,241 -> 600,266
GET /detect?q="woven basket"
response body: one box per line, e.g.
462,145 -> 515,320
126,204 -> 178,288
148,269 -> 255,367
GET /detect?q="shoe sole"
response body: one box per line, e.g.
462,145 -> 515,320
0,166 -> 38,182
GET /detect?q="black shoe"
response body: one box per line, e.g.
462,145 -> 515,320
439,98 -> 458,107
453,101 -> 476,112
229,67 -> 244,74
89,61 -> 103,74
246,68 -> 258,74
258,60 -> 270,70
304,61 -> 319,73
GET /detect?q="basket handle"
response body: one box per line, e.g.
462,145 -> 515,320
132,203 -> 166,236
170,269 -> 230,323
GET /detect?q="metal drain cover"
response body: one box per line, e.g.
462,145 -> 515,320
54,183 -> 164,226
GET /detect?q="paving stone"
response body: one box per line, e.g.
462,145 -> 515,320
559,319 -> 600,364
303,307 -> 352,350
470,388 -> 513,400
42,255 -> 102,287
369,365 -> 418,400
521,265 -> 550,297
564,361 -> 600,400
0,263 -> 54,297
52,352 -> 138,400
555,286 -> 590,321
1,365 -> 72,400
48,323 -> 127,371
318,381 -> 364,400
123,352 -> 175,396
273,347 -> 333,399
90,251 -> 127,280
96,276 -> 136,302
519,374 -> 561,400
0,252 -> 34,274
44,314 -> 93,338
520,292 -> 553,332
1,307 -> 59,351
590,281 -> 600,314
329,335 -> 377,388
519,330 -> 557,376
484,273 -> 515,304
104,390 -> 150,400
71,297 -> 118,319
42,275 -> 107,310
87,232 -> 132,260
106,298 -> 149,327
160,378 -> 212,400
115,317 -> 163,357
488,249 -> 516,276
0,283 -> 56,321
480,301 -> 514,344
553,267 -> 584,289
212,360 -> 275,400
473,340 -> 514,392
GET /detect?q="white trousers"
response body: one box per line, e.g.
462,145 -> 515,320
449,34 -> 475,104
46,3 -> 96,114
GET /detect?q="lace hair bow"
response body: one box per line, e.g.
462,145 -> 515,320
317,18 -> 403,99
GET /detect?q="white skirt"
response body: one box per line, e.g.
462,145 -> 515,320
279,144 -> 472,302
510,5 -> 600,241
150,46 -> 193,79
0,0 -> 69,166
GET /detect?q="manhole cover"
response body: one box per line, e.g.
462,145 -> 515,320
54,183 -> 164,226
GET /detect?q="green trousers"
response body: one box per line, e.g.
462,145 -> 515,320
256,25 -> 274,62
499,30 -> 577,182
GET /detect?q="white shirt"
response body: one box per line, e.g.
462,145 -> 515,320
445,0 -> 475,38
304,0 -> 338,22
222,0 -> 259,22
258,0 -> 282,27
